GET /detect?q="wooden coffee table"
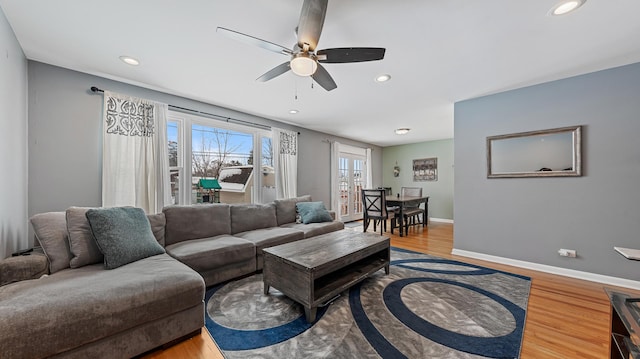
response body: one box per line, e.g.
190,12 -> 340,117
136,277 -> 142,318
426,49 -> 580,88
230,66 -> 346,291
262,230 -> 390,323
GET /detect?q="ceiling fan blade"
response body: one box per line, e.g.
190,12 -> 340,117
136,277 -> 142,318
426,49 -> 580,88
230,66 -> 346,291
311,64 -> 337,91
256,62 -> 291,82
297,0 -> 327,51
317,47 -> 386,63
217,27 -> 292,56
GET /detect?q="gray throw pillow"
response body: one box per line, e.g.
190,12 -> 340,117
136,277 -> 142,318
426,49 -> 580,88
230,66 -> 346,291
30,212 -> 72,273
86,207 -> 166,269
67,207 -> 103,268
295,201 -> 333,224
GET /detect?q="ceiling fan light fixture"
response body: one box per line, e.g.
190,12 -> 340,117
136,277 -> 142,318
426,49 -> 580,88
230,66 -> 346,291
395,128 -> 410,135
290,53 -> 318,77
549,0 -> 585,16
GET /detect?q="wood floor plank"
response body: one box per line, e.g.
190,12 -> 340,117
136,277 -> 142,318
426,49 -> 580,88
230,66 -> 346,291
143,221 -> 637,358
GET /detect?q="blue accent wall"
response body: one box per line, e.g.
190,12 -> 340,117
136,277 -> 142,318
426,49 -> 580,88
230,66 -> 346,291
454,62 -> 640,281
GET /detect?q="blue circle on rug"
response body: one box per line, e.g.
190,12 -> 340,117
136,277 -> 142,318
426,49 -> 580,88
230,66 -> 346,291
350,257 -> 526,359
383,278 -> 525,358
391,258 -> 496,276
205,283 -> 328,351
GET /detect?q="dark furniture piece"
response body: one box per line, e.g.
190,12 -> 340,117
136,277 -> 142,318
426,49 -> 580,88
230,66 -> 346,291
385,195 -> 429,237
607,289 -> 640,358
262,230 -> 390,323
400,187 -> 426,230
378,186 -> 399,217
362,188 -> 396,235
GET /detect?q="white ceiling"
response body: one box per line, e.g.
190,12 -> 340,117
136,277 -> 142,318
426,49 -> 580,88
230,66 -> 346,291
2,0 -> 639,146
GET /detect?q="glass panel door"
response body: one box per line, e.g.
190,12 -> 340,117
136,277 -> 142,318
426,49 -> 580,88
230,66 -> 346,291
338,154 -> 366,221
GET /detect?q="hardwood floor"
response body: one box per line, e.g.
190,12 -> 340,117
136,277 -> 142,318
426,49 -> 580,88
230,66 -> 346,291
143,221 -> 638,358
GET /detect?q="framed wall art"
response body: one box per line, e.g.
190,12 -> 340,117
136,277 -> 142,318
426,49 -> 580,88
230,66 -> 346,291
413,157 -> 437,181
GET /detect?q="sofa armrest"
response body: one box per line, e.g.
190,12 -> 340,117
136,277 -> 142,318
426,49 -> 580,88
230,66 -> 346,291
0,252 -> 48,287
327,210 -> 337,221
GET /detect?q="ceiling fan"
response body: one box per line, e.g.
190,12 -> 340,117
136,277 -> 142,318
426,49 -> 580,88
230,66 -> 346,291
217,0 -> 385,91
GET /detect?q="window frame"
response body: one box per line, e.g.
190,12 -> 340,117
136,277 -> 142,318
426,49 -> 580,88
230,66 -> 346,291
167,110 -> 272,205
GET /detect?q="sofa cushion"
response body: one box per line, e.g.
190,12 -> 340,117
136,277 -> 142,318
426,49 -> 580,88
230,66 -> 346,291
0,254 -> 204,359
230,203 -> 278,234
0,253 -> 48,287
86,207 -> 166,269
165,235 -> 255,273
274,195 -> 312,226
30,212 -> 72,273
234,227 -> 305,269
147,212 -> 166,246
163,204 -> 231,246
280,221 -> 346,238
66,207 -> 103,268
295,201 -> 333,224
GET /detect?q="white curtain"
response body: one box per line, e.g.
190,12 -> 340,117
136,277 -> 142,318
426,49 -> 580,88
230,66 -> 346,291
330,141 -> 341,213
102,91 -> 170,213
366,148 -> 373,189
272,128 -> 298,199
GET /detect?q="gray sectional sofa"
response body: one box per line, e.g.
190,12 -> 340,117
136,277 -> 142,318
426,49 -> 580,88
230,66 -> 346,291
0,195 -> 343,359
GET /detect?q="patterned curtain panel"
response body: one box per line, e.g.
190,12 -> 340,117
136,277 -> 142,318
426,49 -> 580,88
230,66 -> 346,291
272,128 -> 298,199
102,91 -> 170,213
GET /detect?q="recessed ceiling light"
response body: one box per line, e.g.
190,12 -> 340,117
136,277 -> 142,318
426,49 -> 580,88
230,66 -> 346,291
549,0 -> 586,16
289,109 -> 299,114
119,56 -> 140,66
375,74 -> 391,82
395,128 -> 410,135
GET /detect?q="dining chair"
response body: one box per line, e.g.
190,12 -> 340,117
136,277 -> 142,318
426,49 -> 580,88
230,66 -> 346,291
362,189 -> 396,235
378,186 -> 400,230
400,186 -> 425,233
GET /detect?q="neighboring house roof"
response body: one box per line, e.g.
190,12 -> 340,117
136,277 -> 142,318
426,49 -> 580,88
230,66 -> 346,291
215,166 -> 254,192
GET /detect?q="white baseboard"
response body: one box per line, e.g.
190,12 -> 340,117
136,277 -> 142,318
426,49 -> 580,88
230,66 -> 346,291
430,217 -> 454,224
452,248 -> 640,290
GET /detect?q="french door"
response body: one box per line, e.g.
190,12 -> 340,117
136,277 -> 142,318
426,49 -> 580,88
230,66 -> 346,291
338,154 -> 366,222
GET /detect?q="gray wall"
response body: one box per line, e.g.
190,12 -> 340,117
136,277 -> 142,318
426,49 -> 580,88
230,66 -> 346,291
298,134 -> 383,208
382,139 -> 454,220
27,61 -> 382,220
454,62 -> 640,281
0,9 -> 28,259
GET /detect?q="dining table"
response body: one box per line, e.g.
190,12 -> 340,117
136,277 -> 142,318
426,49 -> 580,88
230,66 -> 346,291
385,195 -> 429,237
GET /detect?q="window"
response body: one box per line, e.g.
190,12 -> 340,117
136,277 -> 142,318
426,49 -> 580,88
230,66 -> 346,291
167,120 -> 182,205
261,136 -> 275,203
167,112 -> 272,205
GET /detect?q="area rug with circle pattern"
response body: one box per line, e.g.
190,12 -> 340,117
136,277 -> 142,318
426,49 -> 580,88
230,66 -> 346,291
205,248 -> 531,358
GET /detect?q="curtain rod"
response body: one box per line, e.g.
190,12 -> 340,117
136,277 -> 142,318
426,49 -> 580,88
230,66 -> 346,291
90,86 -> 281,132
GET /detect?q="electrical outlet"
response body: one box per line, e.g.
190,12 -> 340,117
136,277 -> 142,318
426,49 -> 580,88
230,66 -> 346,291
558,248 -> 577,258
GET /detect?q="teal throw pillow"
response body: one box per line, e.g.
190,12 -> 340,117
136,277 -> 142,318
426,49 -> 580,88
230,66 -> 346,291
296,201 -> 333,224
86,207 -> 165,269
